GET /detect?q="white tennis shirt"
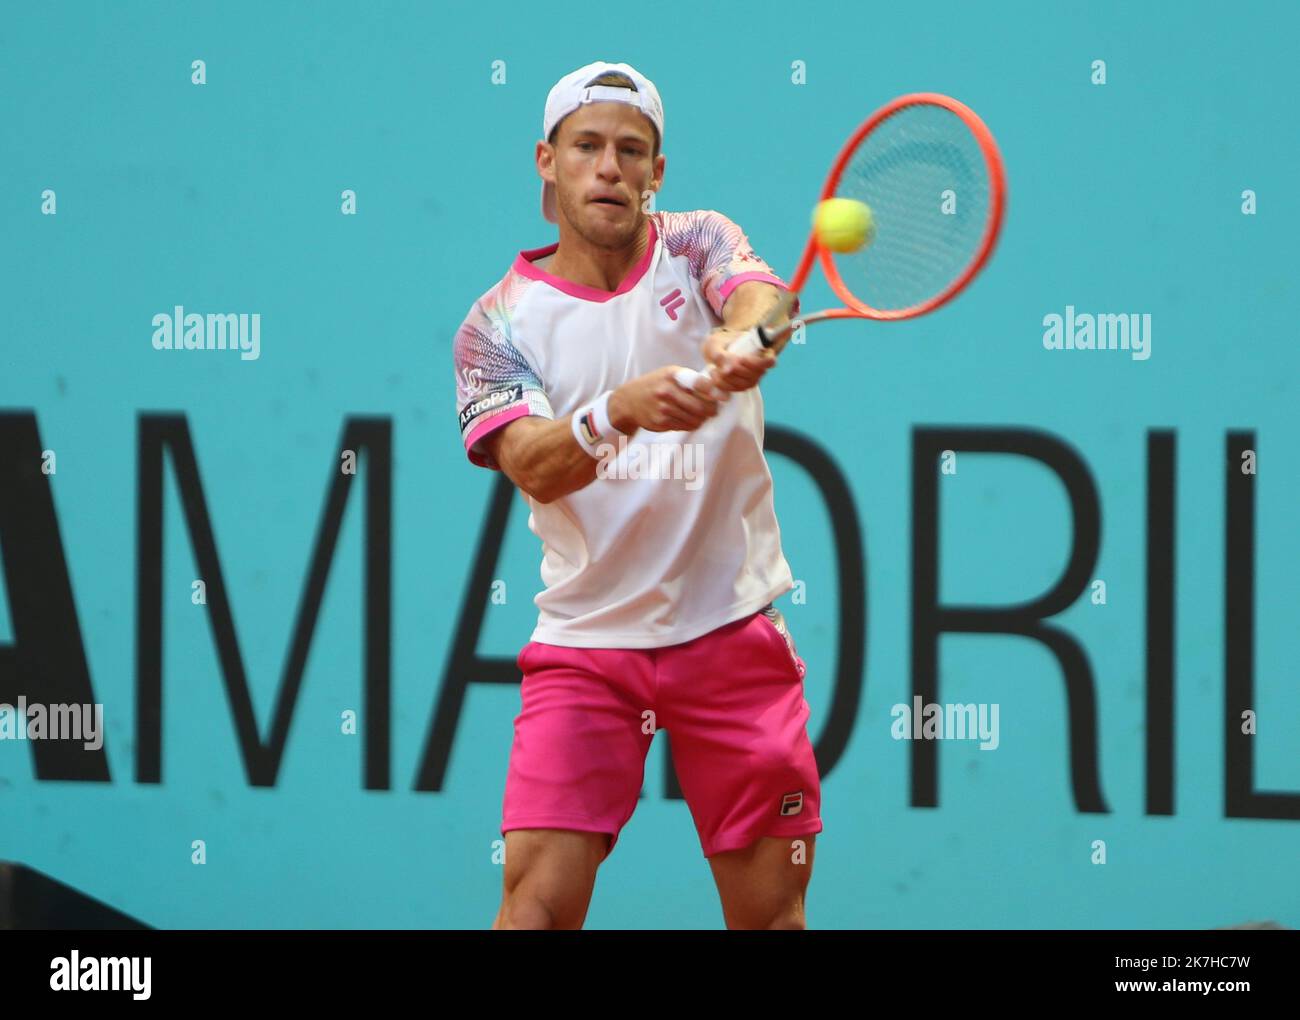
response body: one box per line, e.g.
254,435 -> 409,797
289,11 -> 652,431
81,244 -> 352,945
453,209 -> 800,649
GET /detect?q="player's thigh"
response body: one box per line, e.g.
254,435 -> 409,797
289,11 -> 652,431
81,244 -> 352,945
496,828 -> 610,929
707,833 -> 816,930
664,608 -> 822,860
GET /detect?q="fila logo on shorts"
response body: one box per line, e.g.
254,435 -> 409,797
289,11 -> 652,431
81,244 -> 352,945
780,791 -> 804,816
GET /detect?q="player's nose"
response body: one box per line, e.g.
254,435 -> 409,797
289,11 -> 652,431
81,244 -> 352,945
596,142 -> 621,177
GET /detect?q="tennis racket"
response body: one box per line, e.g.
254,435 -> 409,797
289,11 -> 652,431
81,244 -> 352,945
675,92 -> 1007,391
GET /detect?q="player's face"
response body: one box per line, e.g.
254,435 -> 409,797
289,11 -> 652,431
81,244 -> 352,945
549,103 -> 662,247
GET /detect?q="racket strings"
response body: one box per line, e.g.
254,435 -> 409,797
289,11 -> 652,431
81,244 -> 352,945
833,104 -> 991,312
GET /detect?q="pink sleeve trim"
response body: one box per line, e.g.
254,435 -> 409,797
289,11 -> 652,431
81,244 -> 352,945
718,271 -> 788,303
464,404 -> 532,468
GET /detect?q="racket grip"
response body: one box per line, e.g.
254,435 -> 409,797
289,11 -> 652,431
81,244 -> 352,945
672,366 -> 731,401
728,326 -> 765,357
672,327 -> 767,394
673,367 -> 704,390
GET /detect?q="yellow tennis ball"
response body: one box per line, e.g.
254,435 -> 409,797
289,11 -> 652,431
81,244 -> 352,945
812,198 -> 875,253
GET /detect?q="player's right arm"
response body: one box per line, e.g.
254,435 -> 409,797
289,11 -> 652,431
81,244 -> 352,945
455,299 -> 723,505
485,368 -> 723,504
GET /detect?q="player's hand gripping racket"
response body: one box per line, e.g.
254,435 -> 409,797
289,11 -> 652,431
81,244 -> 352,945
674,92 -> 1007,393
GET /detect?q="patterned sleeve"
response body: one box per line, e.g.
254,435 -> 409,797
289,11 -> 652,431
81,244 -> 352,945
454,298 -> 553,470
679,209 -> 800,320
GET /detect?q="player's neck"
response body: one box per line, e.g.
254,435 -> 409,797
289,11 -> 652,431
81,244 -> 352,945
547,216 -> 650,293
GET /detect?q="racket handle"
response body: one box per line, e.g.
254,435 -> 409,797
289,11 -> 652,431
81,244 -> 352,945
728,326 -> 766,357
672,326 -> 769,393
673,366 -> 705,390
673,365 -> 731,400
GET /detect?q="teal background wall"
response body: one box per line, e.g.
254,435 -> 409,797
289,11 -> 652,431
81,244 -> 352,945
1,0 -> 1296,929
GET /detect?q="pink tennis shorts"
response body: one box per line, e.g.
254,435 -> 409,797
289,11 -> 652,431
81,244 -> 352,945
502,603 -> 823,859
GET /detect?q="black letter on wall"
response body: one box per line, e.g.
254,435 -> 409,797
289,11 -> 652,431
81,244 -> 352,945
1146,430 -> 1175,815
911,427 -> 1106,813
1224,431 -> 1300,820
136,415 -> 391,788
414,474 -> 520,792
0,413 -> 110,781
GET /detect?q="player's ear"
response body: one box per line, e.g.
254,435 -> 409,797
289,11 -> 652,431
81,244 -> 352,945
536,139 -> 556,183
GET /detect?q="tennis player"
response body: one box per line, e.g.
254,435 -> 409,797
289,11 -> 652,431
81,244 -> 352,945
454,60 -> 822,930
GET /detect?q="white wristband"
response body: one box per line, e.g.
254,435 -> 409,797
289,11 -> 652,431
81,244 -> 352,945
571,390 -> 623,459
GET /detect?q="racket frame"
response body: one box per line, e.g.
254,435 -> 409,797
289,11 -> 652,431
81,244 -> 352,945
755,91 -> 1007,353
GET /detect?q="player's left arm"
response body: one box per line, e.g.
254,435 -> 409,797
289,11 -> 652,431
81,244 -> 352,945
703,280 -> 789,392
687,209 -> 796,393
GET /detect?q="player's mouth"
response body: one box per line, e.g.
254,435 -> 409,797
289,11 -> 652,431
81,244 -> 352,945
589,194 -> 627,207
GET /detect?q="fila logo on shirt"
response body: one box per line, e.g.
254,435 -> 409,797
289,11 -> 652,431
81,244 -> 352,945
659,288 -> 686,321
458,384 -> 522,429
780,791 -> 804,816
